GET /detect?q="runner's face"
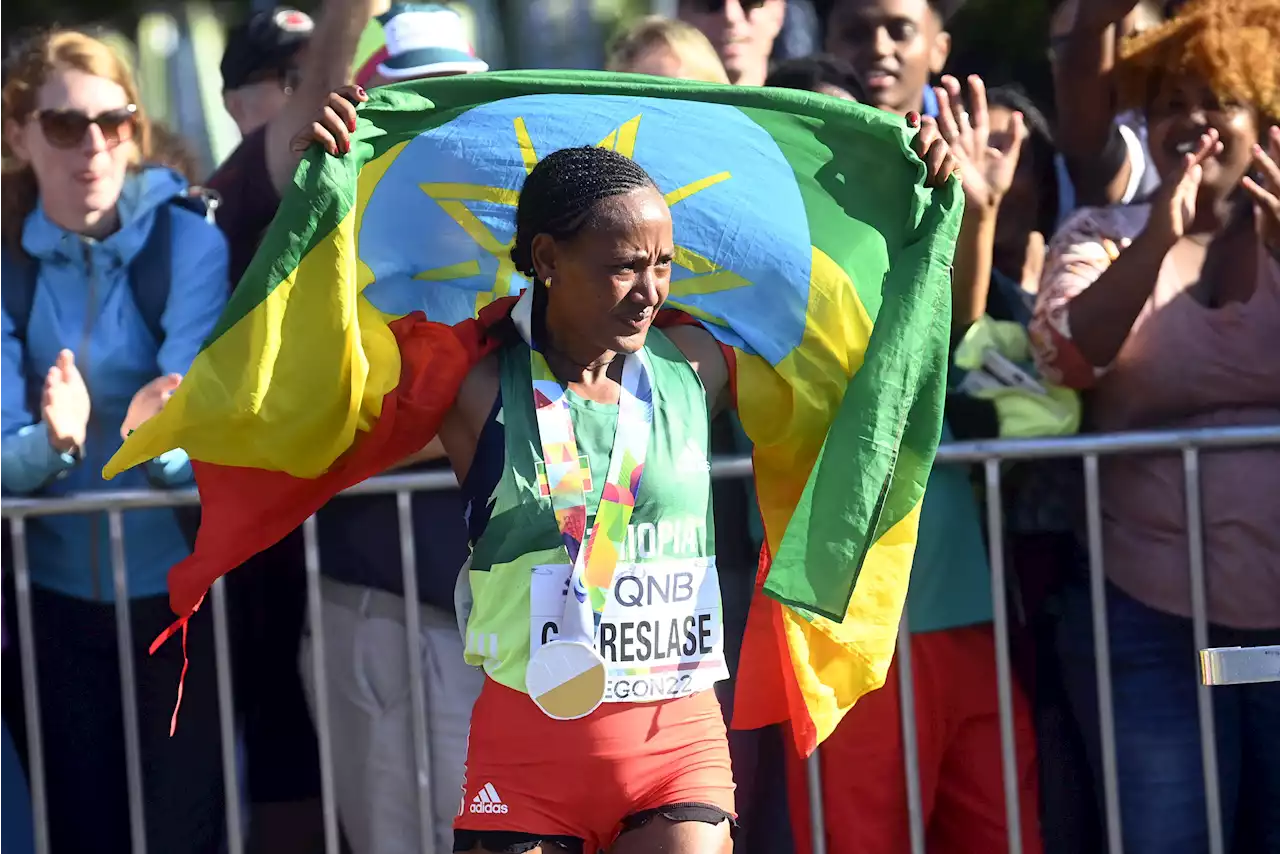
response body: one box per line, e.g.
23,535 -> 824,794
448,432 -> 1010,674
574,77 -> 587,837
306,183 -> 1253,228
547,186 -> 674,355
826,0 -> 949,116
8,69 -> 136,232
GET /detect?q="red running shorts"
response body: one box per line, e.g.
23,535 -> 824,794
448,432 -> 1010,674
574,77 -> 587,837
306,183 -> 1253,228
454,677 -> 735,853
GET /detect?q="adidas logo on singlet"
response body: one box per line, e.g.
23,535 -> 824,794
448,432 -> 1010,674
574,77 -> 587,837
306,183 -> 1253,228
469,782 -> 509,814
675,439 -> 711,474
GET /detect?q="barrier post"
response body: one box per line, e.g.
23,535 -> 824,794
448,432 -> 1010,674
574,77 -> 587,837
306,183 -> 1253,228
302,516 -> 341,854
397,490 -> 435,852
108,510 -> 148,854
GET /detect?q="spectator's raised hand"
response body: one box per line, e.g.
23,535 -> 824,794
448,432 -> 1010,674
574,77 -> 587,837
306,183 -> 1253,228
1242,125 -> 1280,258
289,85 -> 369,158
934,75 -> 1026,214
906,112 -> 960,189
42,350 -> 90,455
1145,129 -> 1222,249
121,374 -> 183,440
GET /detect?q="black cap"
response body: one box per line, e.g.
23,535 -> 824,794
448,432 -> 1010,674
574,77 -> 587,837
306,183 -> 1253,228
220,7 -> 315,92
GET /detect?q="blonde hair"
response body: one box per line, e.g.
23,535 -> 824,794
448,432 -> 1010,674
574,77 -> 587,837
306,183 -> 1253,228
2,30 -> 150,247
606,16 -> 730,85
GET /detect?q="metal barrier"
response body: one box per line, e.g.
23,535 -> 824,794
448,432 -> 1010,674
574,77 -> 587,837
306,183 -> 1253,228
3,423 -> 1279,854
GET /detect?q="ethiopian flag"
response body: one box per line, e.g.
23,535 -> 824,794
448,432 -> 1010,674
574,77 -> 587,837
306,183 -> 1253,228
107,71 -> 960,755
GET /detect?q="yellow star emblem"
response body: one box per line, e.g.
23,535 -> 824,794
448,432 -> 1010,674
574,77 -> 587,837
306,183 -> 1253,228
414,114 -> 752,321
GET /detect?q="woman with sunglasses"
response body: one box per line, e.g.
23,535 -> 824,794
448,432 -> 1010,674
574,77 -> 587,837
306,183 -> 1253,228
1,30 -> 229,854
677,0 -> 785,87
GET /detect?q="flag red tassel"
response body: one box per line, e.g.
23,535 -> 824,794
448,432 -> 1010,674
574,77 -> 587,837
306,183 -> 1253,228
149,592 -> 204,737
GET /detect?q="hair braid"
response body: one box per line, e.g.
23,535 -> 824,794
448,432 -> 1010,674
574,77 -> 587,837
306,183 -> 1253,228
509,146 -> 657,280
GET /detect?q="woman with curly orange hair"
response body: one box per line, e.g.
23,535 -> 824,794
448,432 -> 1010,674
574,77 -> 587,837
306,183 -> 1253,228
1029,0 -> 1280,851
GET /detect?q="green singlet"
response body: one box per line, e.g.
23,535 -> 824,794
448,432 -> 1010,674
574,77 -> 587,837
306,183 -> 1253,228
458,329 -> 730,704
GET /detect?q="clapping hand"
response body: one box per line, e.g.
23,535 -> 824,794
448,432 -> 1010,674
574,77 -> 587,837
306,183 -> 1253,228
1144,129 -> 1222,249
121,374 -> 183,440
1242,125 -> 1280,258
43,349 -> 90,456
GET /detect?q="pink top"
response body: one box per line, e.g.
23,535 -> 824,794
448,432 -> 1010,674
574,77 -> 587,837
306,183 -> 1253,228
1031,205 -> 1280,629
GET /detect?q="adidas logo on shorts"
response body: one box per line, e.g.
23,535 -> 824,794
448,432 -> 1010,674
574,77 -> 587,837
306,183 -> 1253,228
469,782 -> 509,815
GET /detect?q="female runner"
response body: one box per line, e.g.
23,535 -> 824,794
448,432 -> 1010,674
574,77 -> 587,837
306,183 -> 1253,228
295,100 -> 958,854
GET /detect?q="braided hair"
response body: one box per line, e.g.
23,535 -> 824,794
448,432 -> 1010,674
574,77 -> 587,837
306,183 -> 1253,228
509,146 -> 658,280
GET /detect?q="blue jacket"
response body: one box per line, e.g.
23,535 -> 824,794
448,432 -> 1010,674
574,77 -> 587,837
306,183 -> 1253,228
1,167 -> 229,601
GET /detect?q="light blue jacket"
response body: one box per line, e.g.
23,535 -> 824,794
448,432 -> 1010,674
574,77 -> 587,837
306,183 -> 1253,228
1,167 -> 229,601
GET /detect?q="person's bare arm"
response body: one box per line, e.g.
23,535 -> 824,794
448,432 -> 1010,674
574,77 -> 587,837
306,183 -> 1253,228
663,324 -> 731,417
933,75 -> 1027,334
265,0 -> 378,193
437,356 -> 501,485
1064,132 -> 1218,368
383,437 -> 447,472
1052,0 -> 1137,206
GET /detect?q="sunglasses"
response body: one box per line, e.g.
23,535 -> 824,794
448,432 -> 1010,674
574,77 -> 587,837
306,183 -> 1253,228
680,0 -> 771,12
35,104 -> 138,150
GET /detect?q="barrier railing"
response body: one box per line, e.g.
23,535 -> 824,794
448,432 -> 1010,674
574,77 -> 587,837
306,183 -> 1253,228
3,423 -> 1279,854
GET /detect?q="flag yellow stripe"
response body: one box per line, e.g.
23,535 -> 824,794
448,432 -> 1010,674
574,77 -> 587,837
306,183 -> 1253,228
780,502 -> 922,744
514,117 -> 538,174
736,244 -> 911,740
664,172 -> 731,207
108,144 -> 417,479
354,142 -> 412,428
421,182 -> 522,206
107,210 -> 366,478
415,260 -> 484,281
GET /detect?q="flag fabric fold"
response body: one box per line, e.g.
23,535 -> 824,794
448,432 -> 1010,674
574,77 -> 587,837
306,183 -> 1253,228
106,70 -> 960,753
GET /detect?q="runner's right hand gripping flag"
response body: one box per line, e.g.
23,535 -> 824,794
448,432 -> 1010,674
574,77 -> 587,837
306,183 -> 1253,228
105,71 -> 961,755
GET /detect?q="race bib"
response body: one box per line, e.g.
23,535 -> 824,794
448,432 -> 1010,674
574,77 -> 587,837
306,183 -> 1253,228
529,558 -> 728,703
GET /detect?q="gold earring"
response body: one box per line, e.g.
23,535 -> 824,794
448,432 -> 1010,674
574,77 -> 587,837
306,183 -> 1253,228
544,277 -> 552,290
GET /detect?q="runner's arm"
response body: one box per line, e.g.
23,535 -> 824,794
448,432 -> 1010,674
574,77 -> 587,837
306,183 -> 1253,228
384,437 -> 447,472
663,324 -> 731,418
437,355 -> 501,485
265,0 -> 378,194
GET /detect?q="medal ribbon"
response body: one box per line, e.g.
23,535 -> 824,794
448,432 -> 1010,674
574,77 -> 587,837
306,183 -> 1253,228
513,289 -> 654,645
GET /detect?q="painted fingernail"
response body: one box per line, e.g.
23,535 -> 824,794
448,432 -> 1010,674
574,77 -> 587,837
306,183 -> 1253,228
356,87 -> 367,98
349,117 -> 357,132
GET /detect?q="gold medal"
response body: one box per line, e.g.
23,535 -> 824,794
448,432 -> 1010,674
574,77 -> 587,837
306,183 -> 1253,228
526,640 -> 607,720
